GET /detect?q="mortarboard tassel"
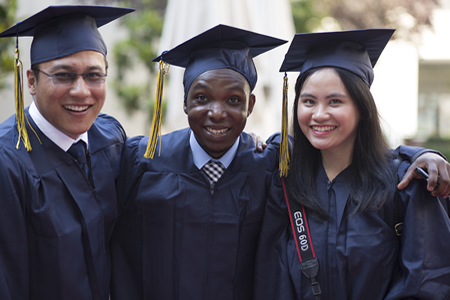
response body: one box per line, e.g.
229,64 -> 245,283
279,73 -> 290,177
144,60 -> 169,159
14,44 -> 32,151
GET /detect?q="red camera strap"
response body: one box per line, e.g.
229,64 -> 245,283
281,177 -> 321,299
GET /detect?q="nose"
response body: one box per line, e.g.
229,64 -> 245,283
312,103 -> 330,121
69,75 -> 91,97
207,101 -> 227,120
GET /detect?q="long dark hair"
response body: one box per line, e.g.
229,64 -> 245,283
286,67 -> 396,221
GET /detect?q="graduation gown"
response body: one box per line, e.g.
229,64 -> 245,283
0,110 -> 126,300
110,128 -> 279,300
254,147 -> 450,300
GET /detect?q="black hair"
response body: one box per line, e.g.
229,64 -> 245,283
31,64 -> 40,82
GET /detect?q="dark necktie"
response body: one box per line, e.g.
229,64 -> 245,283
68,140 -> 89,176
203,160 -> 225,184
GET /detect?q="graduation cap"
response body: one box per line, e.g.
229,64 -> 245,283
145,24 -> 287,159
0,5 -> 135,65
278,29 -> 395,177
280,29 -> 395,86
0,5 -> 134,151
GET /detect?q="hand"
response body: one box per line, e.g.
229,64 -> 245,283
398,152 -> 450,197
249,132 -> 267,153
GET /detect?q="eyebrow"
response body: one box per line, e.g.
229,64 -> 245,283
191,82 -> 246,93
49,64 -> 105,72
300,92 -> 347,99
190,82 -> 210,90
300,92 -> 316,99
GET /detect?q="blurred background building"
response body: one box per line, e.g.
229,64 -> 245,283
1,0 -> 449,157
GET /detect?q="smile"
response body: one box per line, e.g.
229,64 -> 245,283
311,125 -> 336,132
206,127 -> 229,135
64,105 -> 90,112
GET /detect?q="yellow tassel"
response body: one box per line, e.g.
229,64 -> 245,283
279,73 -> 290,177
144,60 -> 169,159
14,47 -> 32,151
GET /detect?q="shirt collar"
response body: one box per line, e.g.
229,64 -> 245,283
189,130 -> 239,170
29,101 -> 89,152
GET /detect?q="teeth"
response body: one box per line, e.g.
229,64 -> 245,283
312,126 -> 335,132
207,127 -> 228,135
64,105 -> 89,112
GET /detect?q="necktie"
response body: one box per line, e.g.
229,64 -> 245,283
68,140 -> 89,176
203,160 -> 225,184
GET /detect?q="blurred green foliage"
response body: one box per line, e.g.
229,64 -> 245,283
422,138 -> 450,160
290,0 -> 325,33
290,0 -> 439,42
0,0 -> 17,89
112,0 -> 167,121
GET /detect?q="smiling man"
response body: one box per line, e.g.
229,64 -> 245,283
184,68 -> 256,158
0,5 -> 133,300
109,25 -> 287,300
29,50 -> 108,139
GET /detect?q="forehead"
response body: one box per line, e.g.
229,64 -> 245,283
303,68 -> 342,88
190,68 -> 250,90
39,50 -> 106,69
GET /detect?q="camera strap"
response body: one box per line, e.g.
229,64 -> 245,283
281,177 -> 321,300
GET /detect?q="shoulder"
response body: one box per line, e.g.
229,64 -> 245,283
388,149 -> 412,181
0,115 -> 34,171
0,114 -> 18,146
124,128 -> 191,171
235,132 -> 279,169
388,149 -> 442,211
89,113 -> 127,153
93,113 -> 126,139
0,141 -> 32,190
138,128 -> 190,157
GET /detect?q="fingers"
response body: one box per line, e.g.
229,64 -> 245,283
397,167 -> 420,190
430,163 -> 450,198
249,132 -> 266,153
256,141 -> 264,153
411,153 -> 450,197
255,140 -> 268,152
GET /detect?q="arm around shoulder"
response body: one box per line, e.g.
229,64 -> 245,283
395,145 -> 450,197
386,160 -> 450,299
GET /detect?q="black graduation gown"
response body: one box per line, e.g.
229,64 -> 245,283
0,110 -> 126,300
110,128 -> 279,300
254,147 -> 450,299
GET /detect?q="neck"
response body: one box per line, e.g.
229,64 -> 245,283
321,148 -> 353,181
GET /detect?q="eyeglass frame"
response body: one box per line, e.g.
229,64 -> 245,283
31,68 -> 108,86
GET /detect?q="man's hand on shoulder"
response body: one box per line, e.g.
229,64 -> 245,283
249,132 -> 267,153
398,152 -> 450,198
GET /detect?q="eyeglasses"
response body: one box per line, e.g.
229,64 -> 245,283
32,68 -> 107,86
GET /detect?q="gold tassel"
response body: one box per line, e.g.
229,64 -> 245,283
279,73 -> 290,177
14,47 -> 32,151
144,60 -> 169,159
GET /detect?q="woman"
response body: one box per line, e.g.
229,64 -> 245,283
254,29 -> 450,299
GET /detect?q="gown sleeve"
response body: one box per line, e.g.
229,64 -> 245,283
0,148 -> 30,300
395,145 -> 447,162
253,171 -> 297,300
115,135 -> 146,212
385,158 -> 450,299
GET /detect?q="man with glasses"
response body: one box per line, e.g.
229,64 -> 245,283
0,5 -> 133,300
